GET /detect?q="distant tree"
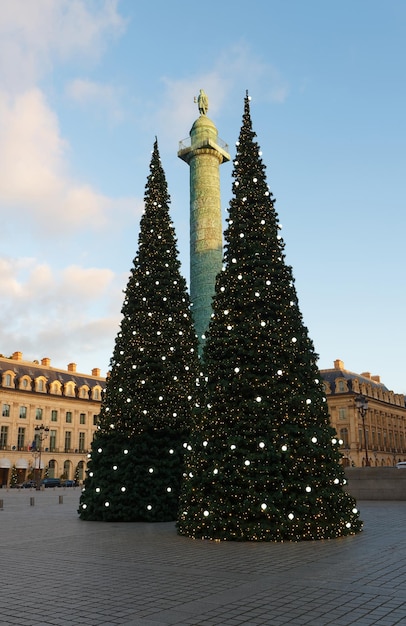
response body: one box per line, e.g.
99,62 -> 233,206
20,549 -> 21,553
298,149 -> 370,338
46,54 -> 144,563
10,465 -> 18,487
79,139 -> 199,522
177,93 -> 362,541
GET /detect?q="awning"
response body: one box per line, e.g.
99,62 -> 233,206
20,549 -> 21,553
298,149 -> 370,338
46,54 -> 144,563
16,458 -> 29,469
0,458 -> 11,468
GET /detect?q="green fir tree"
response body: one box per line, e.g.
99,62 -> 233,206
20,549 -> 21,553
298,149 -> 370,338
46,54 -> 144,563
10,465 -> 18,487
79,139 -> 199,522
177,93 -> 362,541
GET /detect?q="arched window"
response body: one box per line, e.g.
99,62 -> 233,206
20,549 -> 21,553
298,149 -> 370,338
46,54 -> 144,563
48,459 -> 56,478
50,381 -> 62,395
77,460 -> 85,481
336,379 -> 347,393
36,378 -> 47,392
19,376 -> 31,390
65,382 -> 76,397
80,386 -> 89,399
63,460 -> 72,479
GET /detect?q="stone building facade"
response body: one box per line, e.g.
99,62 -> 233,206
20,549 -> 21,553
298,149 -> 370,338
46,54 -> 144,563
2,351 -> 405,480
320,359 -> 406,467
0,352 -> 105,486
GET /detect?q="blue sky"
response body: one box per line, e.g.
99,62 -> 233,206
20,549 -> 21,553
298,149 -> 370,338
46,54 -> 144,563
0,0 -> 405,392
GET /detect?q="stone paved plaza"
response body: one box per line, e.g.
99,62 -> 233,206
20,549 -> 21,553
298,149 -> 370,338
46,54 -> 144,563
0,489 -> 405,625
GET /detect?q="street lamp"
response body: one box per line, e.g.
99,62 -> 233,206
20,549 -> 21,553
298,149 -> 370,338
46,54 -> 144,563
355,394 -> 370,467
33,424 -> 49,490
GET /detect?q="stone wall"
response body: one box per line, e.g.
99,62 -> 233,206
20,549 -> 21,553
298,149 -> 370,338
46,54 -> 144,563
344,467 -> 406,500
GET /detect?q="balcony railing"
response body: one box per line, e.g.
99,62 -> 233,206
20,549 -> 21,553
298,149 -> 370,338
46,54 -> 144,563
178,133 -> 229,154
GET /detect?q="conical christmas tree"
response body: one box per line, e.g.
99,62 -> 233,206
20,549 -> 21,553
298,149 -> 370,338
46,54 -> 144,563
177,93 -> 362,541
79,139 -> 199,522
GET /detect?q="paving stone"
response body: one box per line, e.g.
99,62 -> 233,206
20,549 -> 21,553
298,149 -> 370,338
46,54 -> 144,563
0,490 -> 405,625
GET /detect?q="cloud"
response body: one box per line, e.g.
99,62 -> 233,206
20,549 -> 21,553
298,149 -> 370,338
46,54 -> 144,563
0,256 -> 117,309
65,78 -> 123,121
0,256 -> 122,374
0,88 -> 115,234
0,0 -> 126,94
0,1 -> 135,237
155,42 -> 289,145
214,42 -> 289,104
0,1 -> 133,375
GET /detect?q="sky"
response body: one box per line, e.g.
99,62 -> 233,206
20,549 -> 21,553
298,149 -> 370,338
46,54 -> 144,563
0,0 -> 405,392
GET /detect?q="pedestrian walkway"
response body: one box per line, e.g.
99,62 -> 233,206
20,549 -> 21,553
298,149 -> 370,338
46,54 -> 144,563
0,489 -> 405,625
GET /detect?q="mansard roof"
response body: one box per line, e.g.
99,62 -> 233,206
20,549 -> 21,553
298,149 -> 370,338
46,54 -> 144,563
0,354 -> 105,390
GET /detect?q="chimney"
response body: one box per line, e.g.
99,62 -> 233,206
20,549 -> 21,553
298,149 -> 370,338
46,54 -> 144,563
41,357 -> 51,367
334,359 -> 344,370
67,362 -> 77,373
361,372 -> 371,379
372,375 -> 381,383
92,368 -> 100,377
12,351 -> 22,361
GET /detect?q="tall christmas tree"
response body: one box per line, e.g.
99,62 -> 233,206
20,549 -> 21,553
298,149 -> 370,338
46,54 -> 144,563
177,93 -> 362,541
79,139 -> 199,522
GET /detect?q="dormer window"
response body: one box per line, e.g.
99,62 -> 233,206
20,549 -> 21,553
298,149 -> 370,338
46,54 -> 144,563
336,378 -> 348,393
19,377 -> 31,390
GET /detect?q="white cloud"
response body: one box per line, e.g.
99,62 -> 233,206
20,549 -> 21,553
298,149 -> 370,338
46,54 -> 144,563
65,78 -> 123,121
0,1 -> 133,375
0,0 -> 125,93
0,1 -> 135,237
214,42 -> 289,104
155,42 -> 289,145
0,88 -> 113,233
0,256 -> 122,375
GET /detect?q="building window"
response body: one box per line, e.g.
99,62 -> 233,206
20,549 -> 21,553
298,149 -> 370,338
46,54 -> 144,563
2,404 -> 10,417
79,413 -> 86,425
78,432 -> 86,453
49,430 -> 57,452
0,425 -> 8,448
337,380 -> 346,392
93,388 -> 100,400
17,427 -> 25,450
64,431 -> 72,452
65,383 -> 75,397
33,433 -> 41,450
338,407 -> 347,420
66,411 -> 72,423
63,460 -> 71,479
37,379 -> 45,392
93,415 -> 98,426
5,373 -> 12,387
50,381 -> 62,395
339,427 -> 349,447
19,406 -> 27,419
51,410 -> 58,422
48,459 -> 56,478
35,408 -> 43,421
21,377 -> 29,390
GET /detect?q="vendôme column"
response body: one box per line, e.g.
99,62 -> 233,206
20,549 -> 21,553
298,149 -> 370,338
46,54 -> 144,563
178,90 -> 230,349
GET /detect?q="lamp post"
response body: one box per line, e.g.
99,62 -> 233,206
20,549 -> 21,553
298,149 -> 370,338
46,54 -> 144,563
33,424 -> 49,490
355,395 -> 370,467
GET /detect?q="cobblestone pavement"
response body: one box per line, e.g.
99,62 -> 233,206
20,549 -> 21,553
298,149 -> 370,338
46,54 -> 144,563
0,489 -> 405,626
